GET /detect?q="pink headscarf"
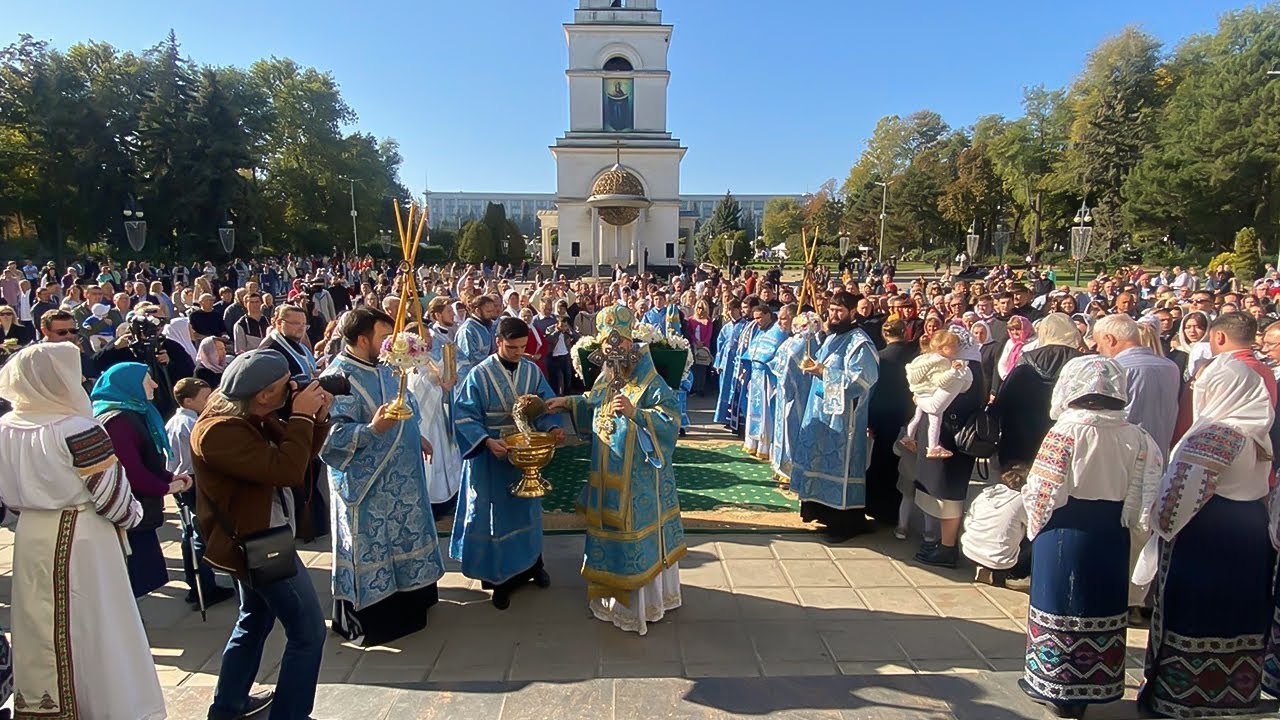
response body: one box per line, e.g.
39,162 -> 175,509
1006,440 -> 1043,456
197,337 -> 228,373
999,316 -> 1035,378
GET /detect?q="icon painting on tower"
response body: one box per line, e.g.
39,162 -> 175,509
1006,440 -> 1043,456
603,78 -> 633,132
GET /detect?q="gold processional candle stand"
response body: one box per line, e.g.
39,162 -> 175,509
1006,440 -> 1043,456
795,226 -> 824,367
383,199 -> 429,421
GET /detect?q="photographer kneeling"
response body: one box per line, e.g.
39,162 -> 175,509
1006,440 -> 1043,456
192,349 -> 333,720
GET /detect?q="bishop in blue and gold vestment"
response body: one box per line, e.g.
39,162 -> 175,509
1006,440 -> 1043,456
550,306 -> 686,635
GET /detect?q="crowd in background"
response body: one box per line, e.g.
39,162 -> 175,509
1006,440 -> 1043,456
5,250 -> 1280,718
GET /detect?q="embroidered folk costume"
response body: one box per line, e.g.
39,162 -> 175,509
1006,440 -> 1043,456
1135,355 -> 1276,718
1019,356 -> 1162,713
0,344 -> 165,719
564,306 -> 686,635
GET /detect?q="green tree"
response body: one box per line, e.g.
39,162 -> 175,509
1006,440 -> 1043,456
1125,7 -> 1280,253
987,86 -> 1073,253
456,220 -> 492,264
1062,27 -> 1166,250
762,196 -> 805,257
1233,227 -> 1262,281
482,202 -> 508,260
504,219 -> 526,262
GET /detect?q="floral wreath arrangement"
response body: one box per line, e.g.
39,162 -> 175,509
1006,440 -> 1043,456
379,331 -> 433,371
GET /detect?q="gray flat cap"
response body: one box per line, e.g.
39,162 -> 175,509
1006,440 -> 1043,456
220,349 -> 290,399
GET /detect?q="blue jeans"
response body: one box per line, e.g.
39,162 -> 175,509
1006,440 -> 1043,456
211,556 -> 325,720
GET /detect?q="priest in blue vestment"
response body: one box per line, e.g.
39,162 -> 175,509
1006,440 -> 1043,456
770,311 -> 821,482
547,306 -> 685,635
319,306 -> 447,646
790,291 -> 880,541
742,304 -> 790,459
712,302 -> 747,426
715,296 -> 762,431
455,294 -> 499,382
450,316 -> 564,609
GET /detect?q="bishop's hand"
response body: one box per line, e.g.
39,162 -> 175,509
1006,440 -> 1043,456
611,395 -> 636,419
544,397 -> 568,413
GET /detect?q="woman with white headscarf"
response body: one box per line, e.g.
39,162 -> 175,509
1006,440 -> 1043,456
1019,356 -> 1163,717
162,315 -> 199,363
1135,355 -> 1275,718
0,344 -> 166,719
992,313 -> 1084,468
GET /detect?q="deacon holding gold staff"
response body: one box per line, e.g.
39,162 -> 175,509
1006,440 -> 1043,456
451,317 -> 564,610
545,306 -> 687,635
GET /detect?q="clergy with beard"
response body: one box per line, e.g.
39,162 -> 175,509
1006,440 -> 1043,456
742,304 -> 790,460
770,311 -> 822,483
790,291 -> 881,541
456,294 -> 499,383
319,307 -> 446,646
451,317 -> 564,609
547,306 -> 685,635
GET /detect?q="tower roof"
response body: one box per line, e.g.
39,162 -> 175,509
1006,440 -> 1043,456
575,0 -> 661,25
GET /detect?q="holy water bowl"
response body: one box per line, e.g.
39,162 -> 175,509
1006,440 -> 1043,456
502,431 -> 557,498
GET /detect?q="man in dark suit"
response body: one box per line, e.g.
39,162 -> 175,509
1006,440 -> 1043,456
864,318 -> 918,526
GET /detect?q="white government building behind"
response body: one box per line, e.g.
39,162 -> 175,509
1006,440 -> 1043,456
427,1 -> 797,269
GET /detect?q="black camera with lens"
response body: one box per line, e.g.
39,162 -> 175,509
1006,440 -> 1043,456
291,374 -> 352,398
128,315 -> 167,359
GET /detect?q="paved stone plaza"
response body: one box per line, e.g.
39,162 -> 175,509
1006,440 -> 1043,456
0,398 -> 1274,719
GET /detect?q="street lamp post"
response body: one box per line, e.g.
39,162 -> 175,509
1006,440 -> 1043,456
338,175 -> 360,255
1071,199 -> 1094,286
874,180 -> 893,261
122,198 -> 146,252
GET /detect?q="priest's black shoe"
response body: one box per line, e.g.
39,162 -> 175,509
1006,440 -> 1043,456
916,543 -> 958,569
207,690 -> 273,720
533,568 -> 551,588
492,588 -> 511,610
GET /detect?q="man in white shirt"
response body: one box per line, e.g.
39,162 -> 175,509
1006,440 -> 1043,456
166,378 -> 235,608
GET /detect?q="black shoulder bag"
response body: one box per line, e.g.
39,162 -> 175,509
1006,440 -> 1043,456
953,404 -> 1000,460
198,484 -> 297,589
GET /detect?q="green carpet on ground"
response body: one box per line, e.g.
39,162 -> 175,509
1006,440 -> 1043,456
539,442 -> 798,514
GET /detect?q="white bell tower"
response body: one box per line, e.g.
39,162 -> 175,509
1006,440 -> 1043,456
548,0 -> 686,273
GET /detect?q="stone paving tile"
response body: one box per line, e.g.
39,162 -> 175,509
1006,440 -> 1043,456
715,539 -> 774,559
500,679 -> 614,720
781,559 -> 851,587
879,620 -> 982,663
836,559 -> 914,588
949,617 -> 1026,661
770,538 -> 836,559
614,678 -> 735,719
858,587 -> 939,617
818,623 -> 912,664
311,683 -> 403,719
509,623 -> 601,681
793,587 -> 870,621
383,683 -> 510,720
672,586 -> 741,621
723,559 -> 788,587
734,586 -> 808,620
918,587 -> 1007,620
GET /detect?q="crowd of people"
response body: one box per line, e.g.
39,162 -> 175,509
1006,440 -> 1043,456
2,251 -> 1280,718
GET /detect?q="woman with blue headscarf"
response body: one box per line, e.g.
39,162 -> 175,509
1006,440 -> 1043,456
92,362 -> 192,597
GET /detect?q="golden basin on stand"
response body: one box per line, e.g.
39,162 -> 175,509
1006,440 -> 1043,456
503,431 -> 557,498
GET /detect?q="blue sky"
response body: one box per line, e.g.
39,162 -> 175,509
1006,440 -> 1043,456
7,0 -> 1249,195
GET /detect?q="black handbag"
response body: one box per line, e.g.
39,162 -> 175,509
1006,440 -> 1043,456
199,484 -> 298,588
953,405 -> 1000,460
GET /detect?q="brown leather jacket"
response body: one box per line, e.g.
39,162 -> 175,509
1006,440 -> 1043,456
191,412 -> 328,577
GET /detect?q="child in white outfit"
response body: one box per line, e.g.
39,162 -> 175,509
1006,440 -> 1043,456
899,329 -> 973,459
961,463 -> 1031,586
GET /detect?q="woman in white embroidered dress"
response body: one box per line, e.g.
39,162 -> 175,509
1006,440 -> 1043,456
0,343 -> 166,719
1019,355 -> 1162,718
1136,354 -> 1275,718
